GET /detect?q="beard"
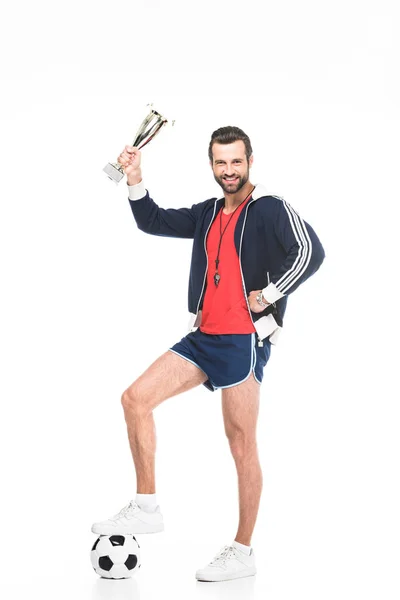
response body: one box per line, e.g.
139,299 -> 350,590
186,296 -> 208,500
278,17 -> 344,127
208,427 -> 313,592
213,169 -> 249,194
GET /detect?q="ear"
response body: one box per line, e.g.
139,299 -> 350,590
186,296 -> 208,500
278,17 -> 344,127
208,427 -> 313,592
249,154 -> 254,168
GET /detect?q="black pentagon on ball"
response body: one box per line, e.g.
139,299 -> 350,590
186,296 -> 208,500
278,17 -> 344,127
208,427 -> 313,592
99,556 -> 114,571
125,554 -> 138,570
109,535 -> 125,546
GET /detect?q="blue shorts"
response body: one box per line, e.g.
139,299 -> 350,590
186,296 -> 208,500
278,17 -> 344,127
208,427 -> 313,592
168,328 -> 271,392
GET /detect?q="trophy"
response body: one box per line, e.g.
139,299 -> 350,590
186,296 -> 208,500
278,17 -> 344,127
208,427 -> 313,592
103,104 -> 171,184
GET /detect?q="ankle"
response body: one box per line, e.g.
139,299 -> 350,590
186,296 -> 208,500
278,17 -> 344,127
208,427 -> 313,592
232,540 -> 252,555
135,492 -> 158,512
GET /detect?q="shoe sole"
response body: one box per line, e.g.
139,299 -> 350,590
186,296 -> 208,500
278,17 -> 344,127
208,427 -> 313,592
195,568 -> 256,582
91,523 -> 164,535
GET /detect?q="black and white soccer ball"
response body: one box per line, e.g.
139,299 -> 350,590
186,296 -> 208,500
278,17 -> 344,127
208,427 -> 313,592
91,534 -> 141,579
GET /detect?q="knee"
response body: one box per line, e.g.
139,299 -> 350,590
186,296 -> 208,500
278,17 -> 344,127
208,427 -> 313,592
226,431 -> 257,460
121,386 -> 143,413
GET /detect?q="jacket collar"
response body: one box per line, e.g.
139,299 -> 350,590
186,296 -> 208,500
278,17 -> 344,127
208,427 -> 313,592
252,183 -> 269,200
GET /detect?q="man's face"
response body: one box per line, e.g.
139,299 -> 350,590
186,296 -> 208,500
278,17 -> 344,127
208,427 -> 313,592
210,141 -> 253,194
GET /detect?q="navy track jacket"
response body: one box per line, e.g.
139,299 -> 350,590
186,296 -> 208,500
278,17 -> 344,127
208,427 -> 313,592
127,182 -> 325,345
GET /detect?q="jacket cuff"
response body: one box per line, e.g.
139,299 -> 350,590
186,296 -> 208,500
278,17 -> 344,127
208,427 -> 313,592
262,282 -> 285,304
127,181 -> 147,201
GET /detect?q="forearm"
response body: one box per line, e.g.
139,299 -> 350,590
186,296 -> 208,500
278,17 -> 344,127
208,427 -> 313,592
266,199 -> 325,300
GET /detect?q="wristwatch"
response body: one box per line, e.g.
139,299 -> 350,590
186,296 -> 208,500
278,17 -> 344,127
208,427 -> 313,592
256,291 -> 269,309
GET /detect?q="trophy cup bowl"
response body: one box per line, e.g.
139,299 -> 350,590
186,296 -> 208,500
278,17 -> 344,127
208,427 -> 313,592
103,106 -> 169,184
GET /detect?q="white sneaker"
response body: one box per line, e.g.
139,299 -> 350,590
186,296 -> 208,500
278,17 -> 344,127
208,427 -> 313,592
91,500 -> 164,535
195,544 -> 256,582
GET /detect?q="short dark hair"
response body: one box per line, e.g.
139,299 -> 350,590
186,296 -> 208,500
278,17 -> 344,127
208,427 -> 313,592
208,126 -> 253,163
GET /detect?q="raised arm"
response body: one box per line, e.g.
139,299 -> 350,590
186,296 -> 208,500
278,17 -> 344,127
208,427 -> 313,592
121,145 -> 198,239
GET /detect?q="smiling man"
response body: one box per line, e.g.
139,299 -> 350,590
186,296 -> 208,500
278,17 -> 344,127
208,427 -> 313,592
91,126 -> 325,582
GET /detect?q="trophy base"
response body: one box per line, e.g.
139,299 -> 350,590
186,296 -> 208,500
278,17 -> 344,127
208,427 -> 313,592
103,162 -> 125,184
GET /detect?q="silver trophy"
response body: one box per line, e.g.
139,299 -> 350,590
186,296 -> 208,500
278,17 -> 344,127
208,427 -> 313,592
103,105 -> 170,184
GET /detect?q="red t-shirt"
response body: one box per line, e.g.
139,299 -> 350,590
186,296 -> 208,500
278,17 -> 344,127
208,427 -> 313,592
200,196 -> 256,334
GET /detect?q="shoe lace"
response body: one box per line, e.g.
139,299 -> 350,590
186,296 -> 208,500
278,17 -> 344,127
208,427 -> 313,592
112,500 -> 140,520
210,545 -> 238,568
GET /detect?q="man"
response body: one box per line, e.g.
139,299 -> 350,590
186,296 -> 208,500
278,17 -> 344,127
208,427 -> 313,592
91,126 -> 325,582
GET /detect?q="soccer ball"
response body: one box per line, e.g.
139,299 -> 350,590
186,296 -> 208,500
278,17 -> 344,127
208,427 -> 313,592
91,534 -> 141,579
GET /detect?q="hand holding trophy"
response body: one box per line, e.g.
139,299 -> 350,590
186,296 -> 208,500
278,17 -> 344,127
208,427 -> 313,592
117,144 -> 143,186
103,104 -> 172,184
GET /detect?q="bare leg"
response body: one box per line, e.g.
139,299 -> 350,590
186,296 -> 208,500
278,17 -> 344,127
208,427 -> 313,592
221,374 -> 262,546
121,350 -> 207,494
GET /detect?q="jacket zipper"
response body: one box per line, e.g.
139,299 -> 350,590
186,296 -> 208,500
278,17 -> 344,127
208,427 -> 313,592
238,198 -> 264,347
193,199 -> 218,322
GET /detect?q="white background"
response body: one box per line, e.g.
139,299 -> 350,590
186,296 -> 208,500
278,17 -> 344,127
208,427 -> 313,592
1,0 -> 399,598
